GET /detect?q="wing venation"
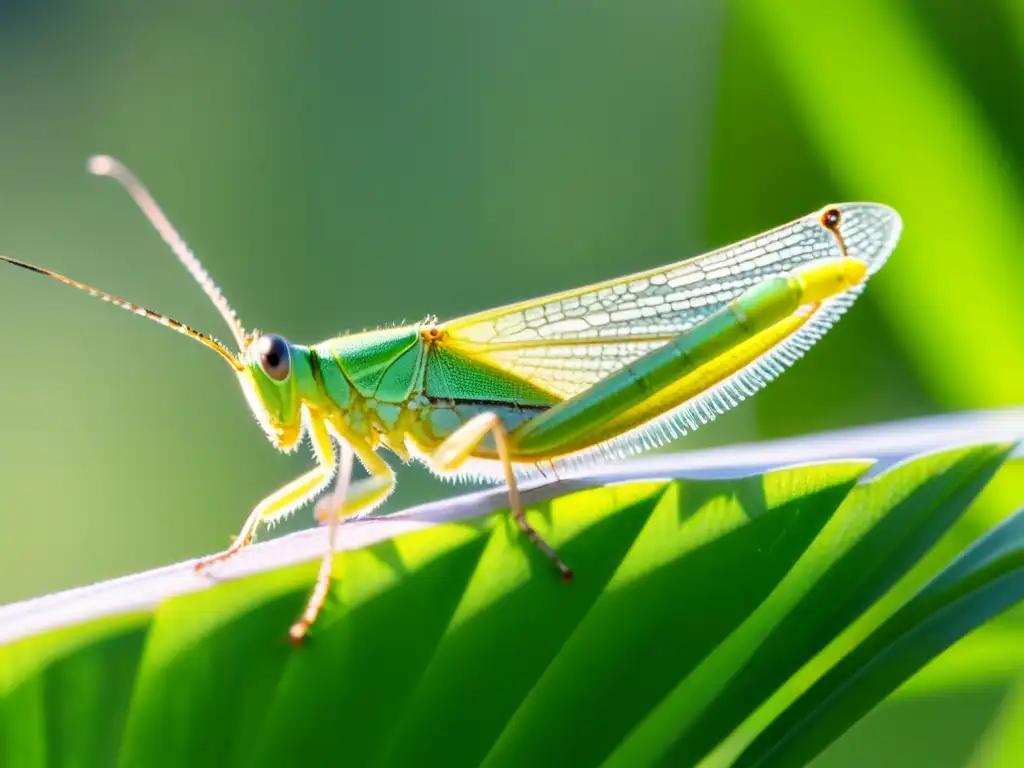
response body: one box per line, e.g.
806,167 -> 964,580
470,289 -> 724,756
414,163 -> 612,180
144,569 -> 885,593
440,203 -> 900,400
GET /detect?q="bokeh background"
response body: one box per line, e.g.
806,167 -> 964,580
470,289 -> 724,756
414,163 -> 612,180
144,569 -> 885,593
0,0 -> 1021,764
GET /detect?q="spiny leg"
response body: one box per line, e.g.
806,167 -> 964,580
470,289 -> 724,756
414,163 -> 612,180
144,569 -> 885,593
289,433 -> 396,643
432,412 -> 573,582
194,414 -> 335,572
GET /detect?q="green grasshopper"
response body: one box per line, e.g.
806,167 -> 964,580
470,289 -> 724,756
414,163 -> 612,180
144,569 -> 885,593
0,156 -> 901,642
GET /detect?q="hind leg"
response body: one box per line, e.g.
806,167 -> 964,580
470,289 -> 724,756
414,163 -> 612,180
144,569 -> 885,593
432,412 -> 573,582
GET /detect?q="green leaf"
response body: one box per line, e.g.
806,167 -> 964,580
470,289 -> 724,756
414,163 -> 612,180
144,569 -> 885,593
0,614 -> 150,768
0,437 -> 1018,767
606,443 -> 1012,767
735,499 -> 1024,766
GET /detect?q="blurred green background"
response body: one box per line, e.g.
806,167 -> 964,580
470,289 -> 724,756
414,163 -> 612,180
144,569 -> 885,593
0,0 -> 1021,764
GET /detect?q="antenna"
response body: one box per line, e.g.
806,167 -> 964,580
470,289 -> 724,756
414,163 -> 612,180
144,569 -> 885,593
0,253 -> 243,371
88,155 -> 248,350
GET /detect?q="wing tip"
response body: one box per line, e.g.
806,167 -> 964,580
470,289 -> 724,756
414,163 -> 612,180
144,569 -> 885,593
829,202 -> 903,276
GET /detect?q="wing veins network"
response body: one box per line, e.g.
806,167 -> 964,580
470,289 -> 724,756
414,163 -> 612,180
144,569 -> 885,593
431,204 -> 899,404
422,203 -> 899,481
436,208 -> 861,400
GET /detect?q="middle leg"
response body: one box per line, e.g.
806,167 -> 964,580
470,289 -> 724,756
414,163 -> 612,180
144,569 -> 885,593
290,425 -> 397,643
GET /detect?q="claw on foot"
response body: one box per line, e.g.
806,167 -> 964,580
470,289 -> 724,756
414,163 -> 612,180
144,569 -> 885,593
288,621 -> 309,646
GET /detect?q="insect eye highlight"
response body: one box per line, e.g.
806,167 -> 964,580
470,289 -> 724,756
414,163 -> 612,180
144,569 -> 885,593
256,334 -> 291,381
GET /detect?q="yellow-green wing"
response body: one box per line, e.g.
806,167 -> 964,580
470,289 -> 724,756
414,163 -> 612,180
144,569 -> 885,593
440,204 -> 900,399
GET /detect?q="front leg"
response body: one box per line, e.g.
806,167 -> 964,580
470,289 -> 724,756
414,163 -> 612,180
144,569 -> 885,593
432,412 -> 573,582
194,413 -> 336,572
289,429 -> 396,643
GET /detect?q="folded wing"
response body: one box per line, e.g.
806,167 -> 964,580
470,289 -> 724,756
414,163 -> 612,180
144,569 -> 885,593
440,203 -> 901,399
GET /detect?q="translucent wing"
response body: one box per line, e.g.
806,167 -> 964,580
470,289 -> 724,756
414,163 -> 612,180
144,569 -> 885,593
441,203 -> 901,399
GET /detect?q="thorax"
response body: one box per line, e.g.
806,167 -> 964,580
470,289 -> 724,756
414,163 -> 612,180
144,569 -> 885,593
304,321 -> 557,461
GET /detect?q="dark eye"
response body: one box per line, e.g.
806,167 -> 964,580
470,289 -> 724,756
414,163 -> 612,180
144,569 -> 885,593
256,334 -> 290,381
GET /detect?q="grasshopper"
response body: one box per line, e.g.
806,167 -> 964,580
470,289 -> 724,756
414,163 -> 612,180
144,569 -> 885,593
0,156 -> 901,641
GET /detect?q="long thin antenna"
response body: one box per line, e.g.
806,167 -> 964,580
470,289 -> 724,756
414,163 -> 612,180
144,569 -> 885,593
87,155 -> 248,350
0,253 -> 243,372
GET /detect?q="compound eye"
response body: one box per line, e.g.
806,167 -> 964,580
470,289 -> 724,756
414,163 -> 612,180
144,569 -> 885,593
256,334 -> 291,381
